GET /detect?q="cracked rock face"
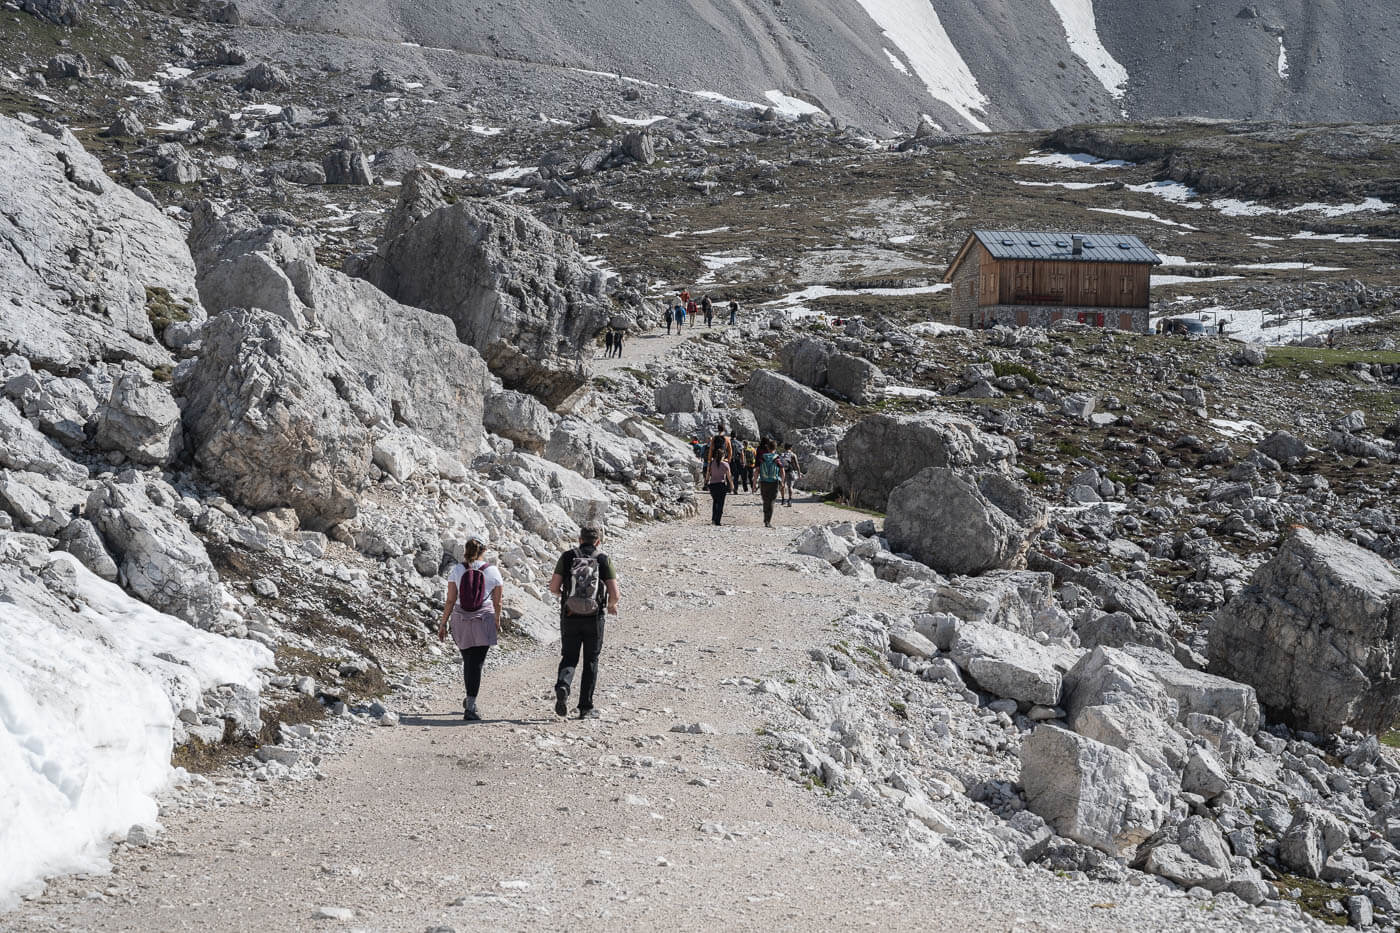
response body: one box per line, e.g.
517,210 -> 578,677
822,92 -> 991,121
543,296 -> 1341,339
0,117 -> 204,371
1211,528 -> 1400,734
349,169 -> 610,409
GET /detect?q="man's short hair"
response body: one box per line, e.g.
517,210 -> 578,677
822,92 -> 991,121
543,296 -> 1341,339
579,527 -> 601,545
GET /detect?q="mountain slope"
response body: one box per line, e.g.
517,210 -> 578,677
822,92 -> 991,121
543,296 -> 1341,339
242,0 -> 1400,133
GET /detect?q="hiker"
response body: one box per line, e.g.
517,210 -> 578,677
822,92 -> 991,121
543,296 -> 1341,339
437,538 -> 503,721
756,438 -> 784,528
676,302 -> 687,328
738,441 -> 756,493
780,443 -> 802,507
549,527 -> 619,719
614,329 -> 625,357
702,295 -> 714,327
689,435 -> 707,488
664,305 -> 674,334
605,329 -> 616,358
727,299 -> 738,325
686,297 -> 699,328
705,436 -> 732,525
711,423 -> 735,493
680,288 -> 691,306
1217,318 -> 1227,336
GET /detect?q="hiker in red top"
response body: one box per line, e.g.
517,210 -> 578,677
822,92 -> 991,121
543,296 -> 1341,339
685,298 -> 699,328
437,539 -> 504,721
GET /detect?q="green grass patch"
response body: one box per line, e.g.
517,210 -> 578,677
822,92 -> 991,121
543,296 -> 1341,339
992,360 -> 1040,384
1276,873 -> 1350,926
144,285 -> 190,341
1262,346 -> 1400,381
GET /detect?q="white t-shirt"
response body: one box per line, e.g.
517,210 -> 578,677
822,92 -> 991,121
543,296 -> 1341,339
448,560 -> 504,610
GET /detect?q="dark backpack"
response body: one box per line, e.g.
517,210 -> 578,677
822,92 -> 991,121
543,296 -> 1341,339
565,551 -> 605,616
457,563 -> 487,612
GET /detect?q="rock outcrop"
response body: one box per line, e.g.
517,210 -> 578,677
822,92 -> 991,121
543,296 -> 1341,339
0,116 -> 204,371
178,309 -> 372,529
835,411 -> 1017,511
349,169 -> 610,408
188,203 -> 494,461
1210,528 -> 1400,734
885,468 -> 1047,576
742,369 -> 837,440
1020,725 -> 1167,856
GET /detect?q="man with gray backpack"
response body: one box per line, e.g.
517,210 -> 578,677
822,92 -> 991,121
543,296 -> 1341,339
548,527 -> 620,719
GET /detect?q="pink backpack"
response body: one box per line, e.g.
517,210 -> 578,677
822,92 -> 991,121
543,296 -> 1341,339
457,564 -> 487,612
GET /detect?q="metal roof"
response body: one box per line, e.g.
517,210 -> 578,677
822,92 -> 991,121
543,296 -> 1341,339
972,230 -> 1162,265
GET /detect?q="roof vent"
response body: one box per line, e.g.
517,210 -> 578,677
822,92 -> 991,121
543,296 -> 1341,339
1002,239 -> 1014,246
1055,240 -> 1068,248
1071,235 -> 1084,255
1118,243 -> 1132,250
1027,240 -> 1040,247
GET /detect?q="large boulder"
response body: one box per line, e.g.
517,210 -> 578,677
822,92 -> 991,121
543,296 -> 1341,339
188,203 -> 494,461
85,478 -> 223,628
742,369 -> 837,440
0,117 -> 204,371
178,309 -> 370,529
885,468 -> 1046,576
826,353 -> 880,404
926,570 -> 1060,639
483,389 -> 552,453
1126,646 -> 1261,734
663,408 -> 759,442
502,452 -> 610,527
654,380 -> 712,414
778,337 -> 834,388
948,619 -> 1067,706
835,411 -> 1017,511
349,168 -> 610,407
1020,725 -> 1168,856
20,0 -> 85,25
91,362 -> 182,466
1210,528 -> 1400,733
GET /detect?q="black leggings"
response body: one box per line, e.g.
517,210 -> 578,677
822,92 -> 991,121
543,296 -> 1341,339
760,481 -> 779,523
708,482 -> 728,524
461,645 -> 489,698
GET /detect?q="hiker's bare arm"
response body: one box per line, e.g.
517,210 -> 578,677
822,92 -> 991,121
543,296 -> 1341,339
490,585 -> 503,630
605,578 -> 620,615
548,573 -> 563,596
438,582 -> 457,639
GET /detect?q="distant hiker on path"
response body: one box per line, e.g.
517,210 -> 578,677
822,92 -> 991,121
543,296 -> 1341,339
549,527 -> 619,720
756,438 -> 784,528
676,302 -> 687,328
702,295 -> 714,326
780,443 -> 801,507
437,538 -> 503,721
664,305 -> 675,334
727,299 -> 739,325
705,437 -> 732,525
685,297 -> 699,328
614,329 -> 625,357
737,440 -> 756,493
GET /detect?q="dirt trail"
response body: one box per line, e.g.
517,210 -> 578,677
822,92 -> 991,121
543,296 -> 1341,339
593,317 -> 721,377
4,491 -> 1251,933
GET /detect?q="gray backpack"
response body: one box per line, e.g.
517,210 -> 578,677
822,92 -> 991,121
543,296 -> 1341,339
565,551 -> 604,616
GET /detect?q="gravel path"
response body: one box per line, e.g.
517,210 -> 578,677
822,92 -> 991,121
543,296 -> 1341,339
592,321 -> 712,377
3,493 -> 1269,932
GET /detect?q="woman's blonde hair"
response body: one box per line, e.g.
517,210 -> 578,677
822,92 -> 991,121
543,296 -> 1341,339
463,538 -> 487,562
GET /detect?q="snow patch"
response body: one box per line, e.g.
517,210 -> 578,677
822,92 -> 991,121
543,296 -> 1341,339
854,0 -> 990,131
764,91 -> 824,118
1015,180 -> 1112,190
0,550 -> 272,909
468,124 -> 503,136
1047,0 -> 1130,98
151,119 -> 194,133
427,162 -> 470,180
883,48 -> 910,75
1089,207 -> 1197,230
1234,262 -> 1346,272
1020,151 -> 1133,169
1292,231 -> 1400,244
1171,307 -> 1377,345
1277,36 -> 1290,80
607,114 -> 668,127
486,165 -> 533,181
1151,274 -> 1243,287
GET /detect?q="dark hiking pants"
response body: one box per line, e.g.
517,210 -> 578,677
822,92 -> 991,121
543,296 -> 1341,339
760,481 -> 779,523
460,645 -> 489,698
556,614 -> 605,711
708,482 -> 728,524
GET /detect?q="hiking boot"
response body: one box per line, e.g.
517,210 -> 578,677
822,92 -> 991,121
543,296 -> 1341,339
553,686 -> 568,717
578,708 -> 600,720
463,708 -> 481,722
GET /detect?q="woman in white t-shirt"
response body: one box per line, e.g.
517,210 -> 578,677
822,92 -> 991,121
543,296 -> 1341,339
436,538 -> 504,721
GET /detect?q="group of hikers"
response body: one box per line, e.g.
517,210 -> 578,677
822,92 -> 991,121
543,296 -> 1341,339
601,328 -> 626,358
688,426 -> 801,528
439,527 -> 618,722
664,289 -> 739,333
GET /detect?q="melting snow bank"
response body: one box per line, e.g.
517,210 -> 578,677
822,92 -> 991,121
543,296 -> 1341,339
1019,151 -> 1133,169
1046,0 -> 1129,98
853,0 -> 989,131
0,537 -> 273,909
1149,307 -> 1377,345
1128,181 -> 1395,218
